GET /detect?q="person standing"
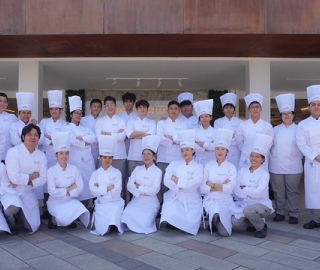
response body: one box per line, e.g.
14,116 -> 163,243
296,85 -> 320,229
177,92 -> 198,130
80,98 -> 102,169
214,93 -> 242,168
269,93 -> 303,224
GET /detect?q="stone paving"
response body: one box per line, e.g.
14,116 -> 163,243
1,188 -> 320,270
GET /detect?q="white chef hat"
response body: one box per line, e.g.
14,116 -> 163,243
142,135 -> 161,153
194,99 -> 213,117
98,135 -> 116,156
179,129 -> 195,149
51,132 -> 70,153
68,96 -> 82,113
244,93 -> 263,108
214,128 -> 234,150
16,92 -> 34,112
251,133 -> 273,157
48,90 -> 63,108
177,92 -> 193,104
306,85 -> 320,104
220,93 -> 237,107
275,93 -> 295,113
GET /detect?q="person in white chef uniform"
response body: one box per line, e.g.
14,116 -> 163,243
46,132 -> 90,229
269,93 -> 303,225
121,135 -> 162,234
296,85 -> 320,230
160,129 -> 203,235
214,93 -> 242,168
177,92 -> 198,130
89,135 -> 124,235
64,96 -> 96,208
231,133 -> 274,238
201,128 -> 237,237
235,93 -> 273,170
1,124 -> 47,235
9,92 -> 44,147
193,99 -> 216,166
39,90 -> 66,219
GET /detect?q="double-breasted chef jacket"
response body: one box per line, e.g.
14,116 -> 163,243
194,125 -> 216,166
0,111 -> 17,160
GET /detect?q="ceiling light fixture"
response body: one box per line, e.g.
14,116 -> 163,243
178,79 -> 182,88
157,79 -> 161,87
112,79 -> 116,85
137,79 -> 140,87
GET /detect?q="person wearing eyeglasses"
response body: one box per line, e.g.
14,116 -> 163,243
121,135 -> 162,234
269,94 -> 303,225
64,96 -> 96,209
235,93 -> 273,171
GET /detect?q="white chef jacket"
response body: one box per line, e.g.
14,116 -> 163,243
119,111 -> 138,124
269,123 -> 303,174
178,114 -> 199,130
156,118 -> 188,163
0,111 -> 17,160
95,114 -> 127,159
235,118 -> 273,170
81,114 -> 100,163
194,125 -> 216,166
126,117 -> 156,161
296,116 -> 320,208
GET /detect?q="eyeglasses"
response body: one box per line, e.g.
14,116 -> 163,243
249,105 -> 261,110
73,112 -> 82,116
142,153 -> 153,157
282,112 -> 293,116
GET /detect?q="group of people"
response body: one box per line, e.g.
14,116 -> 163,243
0,84 -> 319,239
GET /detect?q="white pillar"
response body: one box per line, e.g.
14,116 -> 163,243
245,60 -> 271,122
18,61 -> 43,121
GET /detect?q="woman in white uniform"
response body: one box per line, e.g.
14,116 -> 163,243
201,128 -> 237,237
122,135 -> 162,234
231,133 -> 274,238
0,162 -> 11,234
1,124 -> 47,234
47,132 -> 90,229
193,99 -> 216,166
89,135 -> 124,235
160,130 -> 203,235
214,93 -> 242,168
269,93 -> 303,224
296,85 -> 320,230
64,96 -> 96,208
235,93 -> 273,170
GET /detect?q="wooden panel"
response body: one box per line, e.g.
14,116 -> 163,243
184,0 -> 265,34
0,0 -> 25,34
26,0 -> 104,34
104,0 -> 184,33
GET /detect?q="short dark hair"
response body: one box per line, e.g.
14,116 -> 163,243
248,101 -> 261,108
179,100 -> 192,107
135,99 -> 149,109
122,92 -> 136,103
0,93 -> 8,101
168,100 -> 180,108
223,103 -> 235,110
21,123 -> 41,142
90,98 -> 102,107
103,96 -> 116,105
280,111 -> 295,116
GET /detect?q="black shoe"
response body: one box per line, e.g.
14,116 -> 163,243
41,211 -> 51,220
165,223 -> 176,230
273,214 -> 285,222
6,225 -> 19,235
68,222 -> 77,229
246,223 -> 267,233
255,227 -> 267,238
207,222 -> 218,233
289,217 -> 298,224
303,220 -> 320,229
47,217 -> 57,229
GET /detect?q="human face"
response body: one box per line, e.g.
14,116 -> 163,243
105,101 -> 116,117
19,110 -> 32,124
181,147 -> 194,163
248,102 -> 262,119
23,128 -> 39,149
56,151 -> 69,165
215,147 -> 228,161
180,104 -> 193,118
168,104 -> 180,120
0,96 -> 8,113
281,110 -> 294,126
200,114 -> 212,127
123,100 -> 134,112
250,152 -> 264,169
142,149 -> 155,167
70,110 -> 82,124
50,107 -> 61,120
137,105 -> 148,119
100,156 -> 113,170
308,100 -> 320,119
223,105 -> 235,119
90,102 -> 102,118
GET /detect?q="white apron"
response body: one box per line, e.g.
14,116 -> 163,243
0,209 -> 10,233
